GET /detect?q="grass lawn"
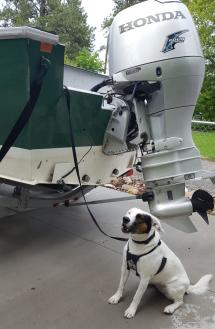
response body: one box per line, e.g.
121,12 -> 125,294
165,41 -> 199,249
192,131 -> 215,160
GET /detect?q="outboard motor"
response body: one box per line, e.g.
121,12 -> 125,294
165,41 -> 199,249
103,0 -> 214,232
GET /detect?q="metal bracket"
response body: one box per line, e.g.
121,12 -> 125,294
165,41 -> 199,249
54,194 -> 142,208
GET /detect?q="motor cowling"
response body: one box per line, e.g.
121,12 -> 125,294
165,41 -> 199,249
109,0 -> 203,78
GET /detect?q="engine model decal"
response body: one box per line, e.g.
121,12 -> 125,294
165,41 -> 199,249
162,29 -> 189,53
119,11 -> 186,34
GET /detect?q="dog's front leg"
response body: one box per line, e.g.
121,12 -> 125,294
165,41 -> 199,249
108,248 -> 130,304
124,277 -> 149,319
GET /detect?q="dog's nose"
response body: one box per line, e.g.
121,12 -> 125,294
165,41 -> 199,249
123,216 -> 130,224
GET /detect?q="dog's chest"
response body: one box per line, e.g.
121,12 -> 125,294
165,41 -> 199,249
126,240 -> 167,277
127,250 -> 141,276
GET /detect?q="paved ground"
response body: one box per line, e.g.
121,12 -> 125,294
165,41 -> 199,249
186,159 -> 215,196
0,187 -> 215,329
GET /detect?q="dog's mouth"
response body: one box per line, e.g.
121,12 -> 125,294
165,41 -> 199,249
122,223 -> 143,234
121,224 -> 129,233
121,224 -> 135,233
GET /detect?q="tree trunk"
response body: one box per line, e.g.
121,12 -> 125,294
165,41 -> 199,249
40,0 -> 46,17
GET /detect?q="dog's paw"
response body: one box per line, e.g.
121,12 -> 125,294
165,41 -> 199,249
164,301 -> 183,314
124,307 -> 136,319
163,305 -> 176,314
108,293 -> 121,304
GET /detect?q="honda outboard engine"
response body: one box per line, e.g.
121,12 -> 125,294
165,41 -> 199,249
103,0 -> 214,232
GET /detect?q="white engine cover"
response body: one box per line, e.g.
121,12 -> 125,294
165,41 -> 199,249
109,0 -> 203,77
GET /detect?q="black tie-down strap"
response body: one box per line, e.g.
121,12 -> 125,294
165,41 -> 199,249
0,56 -> 50,162
64,87 -> 128,242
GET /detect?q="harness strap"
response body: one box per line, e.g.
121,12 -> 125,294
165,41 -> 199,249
154,257 -> 167,275
127,240 -> 161,276
127,240 -> 167,276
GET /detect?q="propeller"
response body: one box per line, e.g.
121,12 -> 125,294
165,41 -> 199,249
191,189 -> 214,224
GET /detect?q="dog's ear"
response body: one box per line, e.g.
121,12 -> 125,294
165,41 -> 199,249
150,214 -> 164,232
135,213 -> 152,234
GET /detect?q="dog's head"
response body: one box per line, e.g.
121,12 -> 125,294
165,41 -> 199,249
121,208 -> 163,235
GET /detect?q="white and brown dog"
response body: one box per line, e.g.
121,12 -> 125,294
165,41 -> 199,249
108,208 -> 213,318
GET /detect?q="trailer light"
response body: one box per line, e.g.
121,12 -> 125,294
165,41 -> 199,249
124,169 -> 134,177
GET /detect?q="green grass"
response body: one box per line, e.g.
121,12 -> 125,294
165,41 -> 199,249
192,131 -> 215,160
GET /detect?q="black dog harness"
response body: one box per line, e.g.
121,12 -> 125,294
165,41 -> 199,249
126,234 -> 167,277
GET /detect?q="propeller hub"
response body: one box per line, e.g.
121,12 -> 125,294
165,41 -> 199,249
191,189 -> 214,224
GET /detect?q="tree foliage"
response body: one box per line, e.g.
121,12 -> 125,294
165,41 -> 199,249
0,0 -> 95,60
183,0 -> 215,120
102,0 -> 143,29
65,48 -> 104,73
